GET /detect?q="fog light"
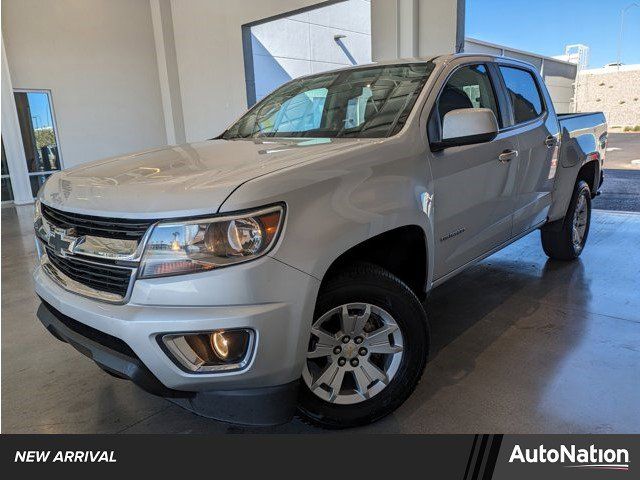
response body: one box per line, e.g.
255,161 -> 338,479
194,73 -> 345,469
211,332 -> 229,359
161,329 -> 253,373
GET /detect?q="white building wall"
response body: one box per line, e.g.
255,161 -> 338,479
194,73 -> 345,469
2,0 -> 580,173
371,0 -> 462,61
1,0 -> 167,169
169,0 -> 330,143
250,0 -> 372,101
2,0 -> 333,168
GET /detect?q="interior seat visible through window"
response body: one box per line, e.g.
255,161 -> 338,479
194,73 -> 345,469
436,64 -> 500,129
438,86 -> 474,123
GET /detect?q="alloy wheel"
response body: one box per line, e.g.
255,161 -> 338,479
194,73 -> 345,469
302,303 -> 404,405
572,192 -> 589,252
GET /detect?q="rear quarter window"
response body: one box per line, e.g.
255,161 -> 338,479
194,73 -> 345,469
499,66 -> 544,124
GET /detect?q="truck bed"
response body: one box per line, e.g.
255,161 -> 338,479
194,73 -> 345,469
557,112 -> 607,151
557,112 -> 605,121
558,112 -> 607,134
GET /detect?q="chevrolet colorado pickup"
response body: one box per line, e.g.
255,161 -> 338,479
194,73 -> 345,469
34,54 -> 607,428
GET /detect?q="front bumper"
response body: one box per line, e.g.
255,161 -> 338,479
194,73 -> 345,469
37,299 -> 299,425
37,299 -> 190,398
34,255 -> 320,424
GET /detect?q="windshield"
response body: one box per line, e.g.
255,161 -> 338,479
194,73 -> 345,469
222,63 -> 435,139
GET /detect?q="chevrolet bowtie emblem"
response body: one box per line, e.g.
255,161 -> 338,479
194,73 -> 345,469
48,228 -> 78,256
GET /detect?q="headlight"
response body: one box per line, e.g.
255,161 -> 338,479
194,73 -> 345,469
139,205 -> 284,278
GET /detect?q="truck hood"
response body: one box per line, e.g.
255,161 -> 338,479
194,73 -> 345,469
40,138 -> 371,218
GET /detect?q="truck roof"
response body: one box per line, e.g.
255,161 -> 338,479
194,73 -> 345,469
305,53 -> 538,75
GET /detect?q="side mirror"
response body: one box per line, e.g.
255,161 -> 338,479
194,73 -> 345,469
431,108 -> 499,151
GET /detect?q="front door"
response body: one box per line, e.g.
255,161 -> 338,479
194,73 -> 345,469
429,64 -> 519,280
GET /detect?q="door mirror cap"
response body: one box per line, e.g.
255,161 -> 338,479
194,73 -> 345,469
432,108 -> 499,151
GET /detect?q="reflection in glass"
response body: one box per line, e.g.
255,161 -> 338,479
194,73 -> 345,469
223,63 -> 435,139
1,138 -> 9,176
1,138 -> 14,202
14,92 -> 61,173
13,90 -> 62,198
29,174 -> 50,197
499,67 -> 543,124
1,178 -> 14,202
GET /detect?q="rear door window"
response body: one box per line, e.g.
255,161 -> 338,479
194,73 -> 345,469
499,66 -> 544,124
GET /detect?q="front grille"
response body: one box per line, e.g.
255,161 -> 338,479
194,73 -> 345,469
39,204 -> 148,300
42,204 -> 154,241
45,246 -> 133,298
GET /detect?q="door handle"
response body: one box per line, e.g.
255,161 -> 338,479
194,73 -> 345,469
544,135 -> 557,148
498,149 -> 518,163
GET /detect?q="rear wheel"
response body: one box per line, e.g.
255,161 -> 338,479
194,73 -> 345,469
298,263 -> 429,429
541,180 -> 591,260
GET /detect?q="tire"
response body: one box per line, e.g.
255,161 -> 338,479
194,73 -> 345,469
541,180 -> 592,261
297,262 -> 429,429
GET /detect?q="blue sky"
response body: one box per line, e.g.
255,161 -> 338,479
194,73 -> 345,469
26,92 -> 53,130
466,0 -> 640,68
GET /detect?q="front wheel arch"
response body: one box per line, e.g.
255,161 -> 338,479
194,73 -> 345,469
319,225 -> 429,300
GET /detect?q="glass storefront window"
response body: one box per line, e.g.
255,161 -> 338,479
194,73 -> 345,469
29,174 -> 50,198
1,138 -> 14,203
1,178 -> 15,202
13,90 -> 62,198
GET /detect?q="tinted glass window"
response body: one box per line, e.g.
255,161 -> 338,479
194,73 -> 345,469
1,139 -> 14,202
223,63 -> 435,139
499,66 -> 544,124
437,64 -> 500,126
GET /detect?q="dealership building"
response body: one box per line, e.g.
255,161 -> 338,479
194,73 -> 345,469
1,0 -> 577,205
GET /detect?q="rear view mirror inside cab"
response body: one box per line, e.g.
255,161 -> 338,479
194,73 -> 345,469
431,108 -> 499,151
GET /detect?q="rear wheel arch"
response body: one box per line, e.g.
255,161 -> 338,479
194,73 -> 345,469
547,156 -> 601,226
576,159 -> 600,198
541,179 -> 592,260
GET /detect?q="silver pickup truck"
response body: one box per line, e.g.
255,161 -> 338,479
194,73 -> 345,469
34,53 -> 607,428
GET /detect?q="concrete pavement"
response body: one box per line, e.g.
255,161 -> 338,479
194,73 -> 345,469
604,133 -> 640,170
593,133 -> 640,212
593,169 -> 640,212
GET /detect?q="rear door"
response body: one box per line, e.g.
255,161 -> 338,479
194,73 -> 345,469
428,62 -> 519,280
497,64 -> 559,236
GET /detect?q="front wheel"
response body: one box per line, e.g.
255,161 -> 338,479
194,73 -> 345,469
298,263 -> 429,429
541,180 -> 592,261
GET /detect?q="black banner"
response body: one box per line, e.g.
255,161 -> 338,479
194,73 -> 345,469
1,434 -> 637,478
